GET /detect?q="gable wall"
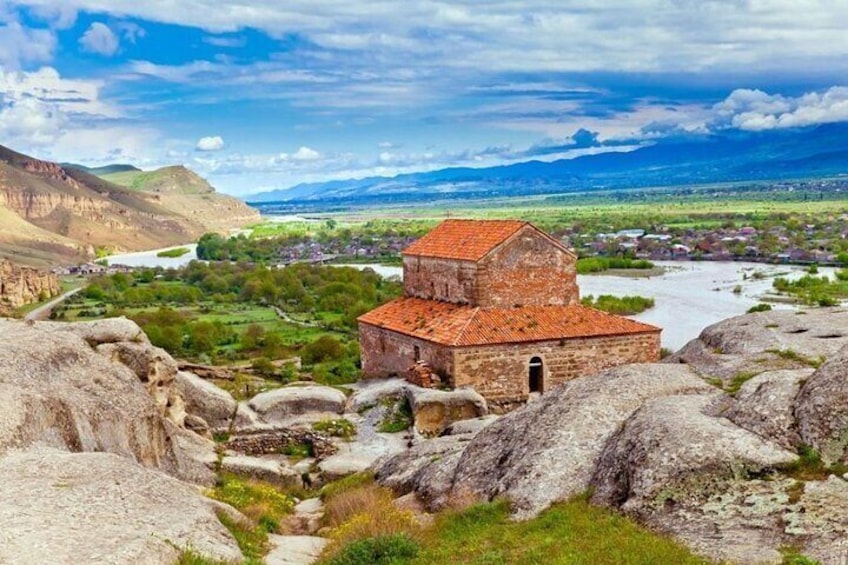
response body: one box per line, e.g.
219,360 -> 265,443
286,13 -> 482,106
452,332 -> 660,411
402,255 -> 478,304
475,225 -> 578,307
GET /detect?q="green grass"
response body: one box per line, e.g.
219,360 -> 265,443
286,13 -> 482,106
157,246 -> 191,258
323,534 -> 420,565
313,418 -> 357,440
403,497 -> 706,565
378,398 -> 413,433
766,349 -> 825,368
207,473 -> 295,527
320,473 -> 375,501
174,547 -> 235,565
215,510 -> 268,565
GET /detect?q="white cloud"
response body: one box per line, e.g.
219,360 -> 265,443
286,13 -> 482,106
713,86 -> 848,131
0,18 -> 55,69
292,146 -> 320,161
195,135 -> 225,151
12,0 -> 848,75
79,22 -> 119,56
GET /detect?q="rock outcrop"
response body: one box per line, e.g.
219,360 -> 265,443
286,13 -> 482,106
0,259 -> 60,313
406,386 -> 488,437
0,448 -> 242,564
249,385 -> 347,423
175,370 -> 238,431
373,310 -> 848,564
796,345 -> 848,464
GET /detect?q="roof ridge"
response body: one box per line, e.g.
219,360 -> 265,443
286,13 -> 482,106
452,304 -> 481,346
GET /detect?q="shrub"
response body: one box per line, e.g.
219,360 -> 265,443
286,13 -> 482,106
301,335 -> 345,364
207,474 -> 295,528
378,399 -> 413,433
747,303 -> 773,313
323,534 -> 420,565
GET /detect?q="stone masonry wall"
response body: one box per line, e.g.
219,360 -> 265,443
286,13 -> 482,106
476,226 -> 579,307
402,255 -> 478,304
359,324 -> 454,381
453,332 -> 661,409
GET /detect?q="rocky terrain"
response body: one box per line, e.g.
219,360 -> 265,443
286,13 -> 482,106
0,259 -> 60,314
373,308 -> 848,564
0,144 -> 259,267
3,309 -> 848,564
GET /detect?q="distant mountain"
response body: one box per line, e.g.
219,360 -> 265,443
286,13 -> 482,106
248,123 -> 848,205
61,163 -> 141,176
0,146 -> 259,267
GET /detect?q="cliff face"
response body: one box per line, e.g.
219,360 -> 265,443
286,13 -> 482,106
0,144 -> 259,266
0,259 -> 60,313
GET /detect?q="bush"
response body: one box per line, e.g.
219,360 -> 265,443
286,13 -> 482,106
323,534 -> 420,565
747,303 -> 773,313
301,335 -> 345,364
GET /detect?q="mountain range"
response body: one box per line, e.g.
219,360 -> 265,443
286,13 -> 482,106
0,145 -> 259,267
248,123 -> 848,205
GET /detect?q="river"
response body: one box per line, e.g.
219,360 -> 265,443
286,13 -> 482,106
336,261 -> 840,352
105,244 -> 199,269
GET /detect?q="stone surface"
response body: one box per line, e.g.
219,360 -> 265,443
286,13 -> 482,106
176,370 -> 237,431
221,455 -> 299,487
96,341 -> 185,425
796,345 -> 848,464
668,308 -> 848,382
249,385 -> 346,423
709,368 -> 812,450
442,415 -> 500,436
37,316 -> 151,346
591,394 -> 796,513
347,377 -> 409,413
406,386 -> 488,436
0,449 -> 242,565
446,364 -> 714,518
0,319 -> 186,477
284,498 -> 324,536
266,534 -> 328,565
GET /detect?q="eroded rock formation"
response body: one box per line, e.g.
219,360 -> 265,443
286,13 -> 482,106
0,259 -> 60,313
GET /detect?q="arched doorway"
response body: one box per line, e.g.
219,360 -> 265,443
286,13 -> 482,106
529,356 -> 543,393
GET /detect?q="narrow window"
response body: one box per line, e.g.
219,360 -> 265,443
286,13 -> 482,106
529,356 -> 543,393
414,345 -> 421,362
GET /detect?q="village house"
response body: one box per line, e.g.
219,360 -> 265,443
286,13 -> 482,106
358,219 -> 661,410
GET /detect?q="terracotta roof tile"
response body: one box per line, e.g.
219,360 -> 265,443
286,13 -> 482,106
402,219 -> 527,261
358,297 -> 660,347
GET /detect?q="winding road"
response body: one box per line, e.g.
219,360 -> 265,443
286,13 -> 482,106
25,287 -> 84,322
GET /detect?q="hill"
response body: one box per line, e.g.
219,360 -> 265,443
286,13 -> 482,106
61,163 -> 141,176
248,123 -> 848,205
0,146 -> 259,267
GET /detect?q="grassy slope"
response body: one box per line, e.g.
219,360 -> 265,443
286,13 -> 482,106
409,499 -> 706,565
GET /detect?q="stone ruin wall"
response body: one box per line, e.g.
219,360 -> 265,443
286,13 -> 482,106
453,332 -> 661,411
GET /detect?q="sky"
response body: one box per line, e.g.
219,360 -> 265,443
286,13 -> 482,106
2,1 -> 848,197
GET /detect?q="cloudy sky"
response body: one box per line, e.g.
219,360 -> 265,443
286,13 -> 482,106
2,1 -> 848,196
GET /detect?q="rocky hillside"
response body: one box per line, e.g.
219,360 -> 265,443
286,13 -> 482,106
96,165 -> 261,233
0,145 -> 259,267
0,259 -> 60,314
374,308 -> 848,564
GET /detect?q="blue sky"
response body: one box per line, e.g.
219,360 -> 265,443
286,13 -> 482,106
2,1 -> 848,196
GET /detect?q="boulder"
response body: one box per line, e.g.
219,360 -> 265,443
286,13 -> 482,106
0,449 -> 242,564
0,320 -> 185,477
374,433 -> 474,511
784,476 -> 848,564
445,364 -> 714,518
34,316 -> 151,346
249,385 -> 347,423
348,378 -> 409,413
176,371 -> 237,431
284,498 -> 324,536
591,394 -> 796,514
221,455 -> 300,488
405,387 -> 488,437
96,341 -> 184,423
668,308 -> 848,382
442,415 -> 500,436
708,368 -> 812,450
796,345 -> 848,464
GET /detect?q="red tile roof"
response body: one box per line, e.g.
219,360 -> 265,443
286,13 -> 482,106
358,297 -> 660,347
402,219 -> 528,261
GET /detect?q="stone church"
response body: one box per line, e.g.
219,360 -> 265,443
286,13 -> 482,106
358,219 -> 661,410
